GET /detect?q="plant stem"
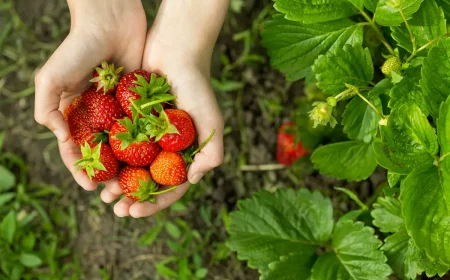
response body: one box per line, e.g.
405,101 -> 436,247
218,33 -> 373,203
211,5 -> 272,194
335,89 -> 353,102
440,151 -> 450,162
240,163 -> 286,172
191,130 -> 216,156
140,96 -> 176,109
355,91 -> 386,120
150,185 -> 179,195
129,98 -> 147,117
361,10 -> 395,55
399,9 -> 419,63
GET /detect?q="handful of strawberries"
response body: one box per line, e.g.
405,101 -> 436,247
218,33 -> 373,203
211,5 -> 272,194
65,62 -> 214,203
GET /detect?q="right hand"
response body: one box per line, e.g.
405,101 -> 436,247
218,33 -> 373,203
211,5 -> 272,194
34,0 -> 147,191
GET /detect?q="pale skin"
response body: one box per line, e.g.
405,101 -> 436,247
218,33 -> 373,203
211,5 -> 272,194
34,0 -> 228,218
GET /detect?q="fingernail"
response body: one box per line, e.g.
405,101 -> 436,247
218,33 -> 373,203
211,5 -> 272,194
191,173 -> 204,184
53,130 -> 63,142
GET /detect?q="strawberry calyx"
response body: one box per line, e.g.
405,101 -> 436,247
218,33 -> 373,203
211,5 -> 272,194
131,178 -> 159,203
74,142 -> 107,181
182,129 -> 216,165
130,73 -> 174,114
114,116 -> 150,150
90,61 -> 124,94
92,131 -> 109,144
142,110 -> 179,141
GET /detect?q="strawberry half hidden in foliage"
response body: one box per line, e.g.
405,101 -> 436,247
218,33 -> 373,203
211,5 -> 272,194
90,61 -> 124,94
80,87 -> 125,131
148,109 -> 196,152
276,122 -> 309,166
64,96 -> 96,146
150,130 -> 216,186
109,117 -> 160,166
116,70 -> 174,117
74,142 -> 119,182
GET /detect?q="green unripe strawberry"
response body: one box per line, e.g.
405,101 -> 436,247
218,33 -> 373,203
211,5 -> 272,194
381,57 -> 402,77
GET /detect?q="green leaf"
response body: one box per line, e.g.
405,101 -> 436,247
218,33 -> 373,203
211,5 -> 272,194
420,38 -> 450,118
0,193 -> 15,207
261,16 -> 363,81
227,189 -> 333,273
391,0 -> 446,53
436,0 -> 450,19
371,196 -> 404,233
311,220 -> 392,280
273,0 -> 358,24
0,165 -> 15,192
375,0 -> 424,26
400,165 -> 450,265
139,224 -> 163,246
409,242 -> 450,277
348,0 -> 364,9
313,44 -> 374,95
341,93 -> 382,143
156,263 -> 178,278
382,231 -> 419,279
365,0 -> 379,11
376,104 -> 438,174
438,95 -> 450,156
21,233 -> 36,251
388,65 -> 428,114
387,171 -> 403,187
311,141 -> 378,181
266,253 -> 316,280
165,222 -> 181,239
195,268 -> 208,278
19,253 -> 42,268
0,210 -> 15,244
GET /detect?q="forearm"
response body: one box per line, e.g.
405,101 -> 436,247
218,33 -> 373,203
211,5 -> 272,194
147,0 -> 229,72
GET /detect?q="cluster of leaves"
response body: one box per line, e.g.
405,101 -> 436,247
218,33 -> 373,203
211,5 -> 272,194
225,0 -> 450,279
0,132 -> 80,280
226,187 -> 450,279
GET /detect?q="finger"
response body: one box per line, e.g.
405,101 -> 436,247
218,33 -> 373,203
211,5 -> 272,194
114,197 -> 135,217
58,140 -> 97,191
114,40 -> 146,74
34,34 -> 109,142
101,179 -> 122,203
129,182 -> 190,218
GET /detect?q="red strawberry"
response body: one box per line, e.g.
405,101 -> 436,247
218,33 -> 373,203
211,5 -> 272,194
118,166 -> 158,202
116,70 -> 174,117
64,97 -> 95,146
75,142 -> 119,182
276,122 -> 309,166
90,61 -> 124,94
150,150 -> 188,186
109,118 -> 160,166
80,87 -> 125,131
157,109 -> 196,152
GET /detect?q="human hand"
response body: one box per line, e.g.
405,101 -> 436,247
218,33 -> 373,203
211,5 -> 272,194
34,0 -> 147,191
101,0 -> 228,218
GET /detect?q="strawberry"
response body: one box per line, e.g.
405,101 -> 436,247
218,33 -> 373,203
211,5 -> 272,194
64,97 -> 95,146
80,87 -> 125,131
118,166 -> 158,202
157,109 -> 196,152
75,142 -> 119,182
276,122 -> 309,166
381,56 -> 402,77
109,117 -> 160,166
150,150 -> 188,186
90,61 -> 124,94
116,70 -> 174,117
150,130 -> 216,186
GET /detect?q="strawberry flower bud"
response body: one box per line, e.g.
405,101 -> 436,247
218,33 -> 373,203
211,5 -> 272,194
309,101 -> 337,128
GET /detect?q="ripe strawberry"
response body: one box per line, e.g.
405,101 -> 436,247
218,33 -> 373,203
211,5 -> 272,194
109,118 -> 160,166
64,97 -> 95,146
118,166 -> 158,202
150,150 -> 188,186
116,70 -> 174,117
277,122 -> 309,166
90,61 -> 124,94
80,87 -> 125,131
75,142 -> 119,182
157,109 -> 196,152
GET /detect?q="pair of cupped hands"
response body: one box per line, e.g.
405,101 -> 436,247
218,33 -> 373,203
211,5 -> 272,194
34,0 -> 225,218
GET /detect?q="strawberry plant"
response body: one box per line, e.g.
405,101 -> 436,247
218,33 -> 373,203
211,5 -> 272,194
226,0 -> 450,279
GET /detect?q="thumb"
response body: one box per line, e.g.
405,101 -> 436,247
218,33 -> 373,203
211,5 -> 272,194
34,34 -> 108,142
